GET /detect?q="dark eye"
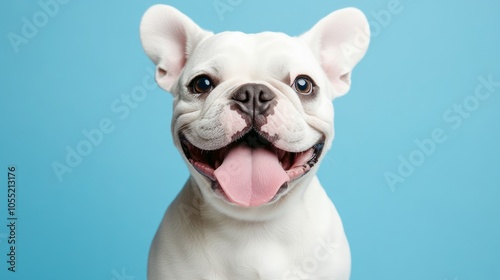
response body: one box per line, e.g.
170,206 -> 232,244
292,76 -> 314,95
189,75 -> 214,94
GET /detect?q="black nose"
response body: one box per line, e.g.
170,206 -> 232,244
231,84 -> 276,116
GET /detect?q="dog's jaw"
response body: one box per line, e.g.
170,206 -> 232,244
179,129 -> 325,208
184,162 -> 324,222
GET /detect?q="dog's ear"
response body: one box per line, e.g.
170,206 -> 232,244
140,5 -> 213,93
300,8 -> 370,99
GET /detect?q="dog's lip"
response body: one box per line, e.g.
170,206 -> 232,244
179,131 -> 324,202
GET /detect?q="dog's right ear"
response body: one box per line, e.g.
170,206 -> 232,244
140,5 -> 212,93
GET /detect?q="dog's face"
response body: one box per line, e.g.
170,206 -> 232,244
140,5 -> 369,217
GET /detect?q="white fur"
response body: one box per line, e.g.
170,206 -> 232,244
140,5 -> 369,280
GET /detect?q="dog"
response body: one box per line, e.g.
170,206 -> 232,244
140,5 -> 369,280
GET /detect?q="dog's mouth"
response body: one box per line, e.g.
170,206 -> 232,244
180,130 -> 324,207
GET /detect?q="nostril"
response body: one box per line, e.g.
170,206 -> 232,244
232,90 -> 250,103
258,90 -> 274,103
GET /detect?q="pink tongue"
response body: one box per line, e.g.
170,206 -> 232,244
214,144 -> 290,207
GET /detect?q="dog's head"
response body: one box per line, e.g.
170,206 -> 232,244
140,5 -> 369,217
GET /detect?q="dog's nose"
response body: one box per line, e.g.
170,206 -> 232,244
231,84 -> 276,116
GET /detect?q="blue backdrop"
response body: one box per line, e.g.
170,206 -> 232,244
1,0 -> 499,280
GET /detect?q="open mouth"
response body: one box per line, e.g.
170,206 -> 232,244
180,130 -> 324,207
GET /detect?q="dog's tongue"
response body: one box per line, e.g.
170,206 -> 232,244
214,144 -> 289,207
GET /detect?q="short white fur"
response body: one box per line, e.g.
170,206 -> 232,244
140,5 -> 369,280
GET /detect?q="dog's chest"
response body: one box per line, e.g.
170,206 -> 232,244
194,231 -> 336,280
204,237 -> 290,279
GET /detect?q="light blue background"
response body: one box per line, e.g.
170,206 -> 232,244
1,0 -> 499,279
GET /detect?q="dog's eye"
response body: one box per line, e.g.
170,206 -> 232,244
292,76 -> 314,95
189,75 -> 214,94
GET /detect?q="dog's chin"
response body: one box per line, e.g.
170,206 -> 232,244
179,130 -> 324,208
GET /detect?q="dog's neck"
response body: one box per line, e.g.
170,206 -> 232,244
176,174 -> 325,230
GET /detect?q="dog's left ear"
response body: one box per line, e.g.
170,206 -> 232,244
140,5 -> 213,93
301,8 -> 370,99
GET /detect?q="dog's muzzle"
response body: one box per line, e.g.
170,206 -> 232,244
180,129 -> 324,208
180,83 -> 324,208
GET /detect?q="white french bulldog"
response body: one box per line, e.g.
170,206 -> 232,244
140,5 -> 369,280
